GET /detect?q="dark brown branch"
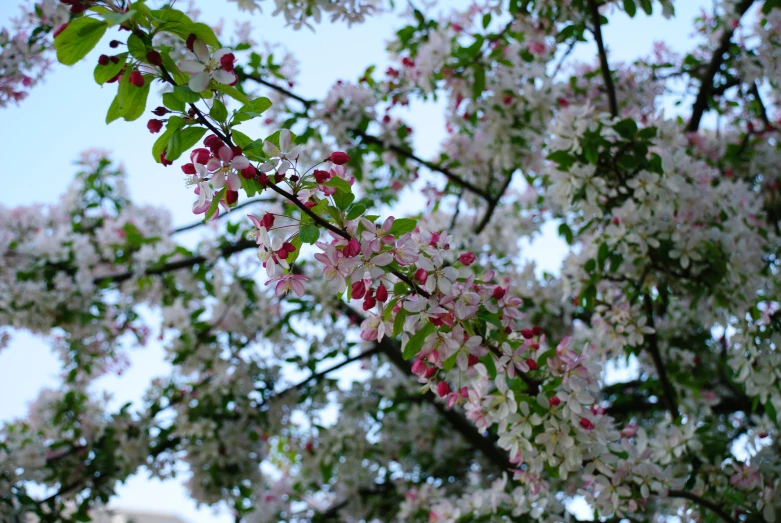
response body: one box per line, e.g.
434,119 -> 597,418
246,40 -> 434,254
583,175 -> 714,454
686,0 -> 756,132
587,0 -> 618,117
643,294 -> 679,419
668,490 -> 738,523
474,173 -> 513,234
750,81 -> 771,127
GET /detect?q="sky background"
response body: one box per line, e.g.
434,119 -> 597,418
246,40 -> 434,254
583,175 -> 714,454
0,1 -> 712,521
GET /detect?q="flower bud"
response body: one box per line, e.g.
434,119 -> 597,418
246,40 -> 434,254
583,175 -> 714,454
376,283 -> 388,302
190,148 -> 210,165
109,40 -> 121,48
526,358 -> 538,371
328,151 -> 350,165
414,268 -> 428,284
532,325 -> 543,336
521,329 -> 534,339
459,251 -> 476,266
437,381 -> 451,397
98,54 -> 110,66
344,238 -> 360,257
549,396 -> 561,407
146,50 -> 163,66
181,163 -> 196,175
129,70 -> 144,87
492,286 -> 506,300
147,119 -> 163,133
362,296 -> 377,310
579,418 -> 594,430
241,166 -> 257,179
411,359 -> 427,376
225,190 -> 238,205
220,53 -> 236,72
186,33 -> 197,52
351,281 -> 367,300
313,169 -> 331,183
152,106 -> 170,116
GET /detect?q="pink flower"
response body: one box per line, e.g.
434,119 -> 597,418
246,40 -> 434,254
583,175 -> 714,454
266,274 -> 308,297
313,245 -> 359,293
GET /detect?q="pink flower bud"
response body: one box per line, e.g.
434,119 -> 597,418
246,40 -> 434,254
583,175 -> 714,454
492,286 -> 506,300
344,238 -> 360,257
328,151 -> 350,165
411,359 -> 427,376
414,268 -> 428,284
424,366 -> 437,379
181,163 -> 196,175
460,386 -> 468,398
437,381 -> 451,397
549,396 -> 561,407
521,329 -> 534,339
260,213 -> 275,229
620,424 -> 638,438
363,296 -> 377,311
459,251 -> 476,266
580,418 -> 594,430
190,148 -> 210,165
241,166 -> 257,179
532,325 -> 543,336
147,119 -> 163,133
526,358 -> 538,371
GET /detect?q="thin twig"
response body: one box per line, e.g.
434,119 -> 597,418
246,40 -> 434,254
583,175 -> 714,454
587,0 -> 618,117
643,294 -> 679,419
668,490 -> 738,523
170,196 -> 275,235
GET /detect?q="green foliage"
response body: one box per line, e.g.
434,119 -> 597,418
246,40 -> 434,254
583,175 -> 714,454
54,18 -> 107,66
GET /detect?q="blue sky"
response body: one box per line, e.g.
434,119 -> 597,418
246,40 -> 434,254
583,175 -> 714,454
0,1 -> 711,521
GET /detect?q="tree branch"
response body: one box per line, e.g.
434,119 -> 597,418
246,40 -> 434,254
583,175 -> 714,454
587,0 -> 618,117
668,490 -> 738,523
643,294 -> 678,419
686,0 -> 756,132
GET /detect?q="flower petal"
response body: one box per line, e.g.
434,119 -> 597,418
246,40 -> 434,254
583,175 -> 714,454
188,71 -> 210,92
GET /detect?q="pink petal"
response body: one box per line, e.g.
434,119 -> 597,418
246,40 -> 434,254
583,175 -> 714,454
218,145 -> 234,162
231,155 -> 250,170
227,171 -> 241,191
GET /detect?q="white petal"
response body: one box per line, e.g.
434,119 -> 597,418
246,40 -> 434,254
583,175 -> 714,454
178,60 -> 205,74
193,39 -> 210,62
231,156 -> 250,170
188,71 -> 210,93
212,69 -> 235,85
279,129 -> 291,151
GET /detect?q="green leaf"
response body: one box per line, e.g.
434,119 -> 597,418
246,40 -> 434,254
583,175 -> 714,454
234,97 -> 273,124
204,187 -> 226,221
126,34 -> 147,61
95,8 -> 136,26
614,118 -> 638,139
54,18 -> 107,66
213,84 -> 250,105
346,204 -> 366,221
558,222 -> 574,244
597,242 -> 610,266
389,217 -> 417,236
94,53 -> 127,85
210,99 -> 228,122
166,127 -> 208,162
623,0 -> 636,17
333,190 -> 355,211
299,224 -> 320,244
116,73 -> 151,121
639,0 -> 652,14
472,64 -> 486,100
482,13 -> 492,29
584,258 -> 596,273
174,85 -> 201,104
152,126 -> 176,162
443,351 -> 459,372
322,177 -> 352,193
231,130 -> 253,148
151,8 -> 220,48
402,322 -> 435,360
162,92 -> 185,112
106,94 -> 122,124
393,307 -> 408,337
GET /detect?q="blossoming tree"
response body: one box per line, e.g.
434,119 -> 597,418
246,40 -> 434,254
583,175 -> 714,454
1,0 -> 780,521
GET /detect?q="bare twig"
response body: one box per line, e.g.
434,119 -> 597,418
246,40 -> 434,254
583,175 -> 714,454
587,0 -> 618,117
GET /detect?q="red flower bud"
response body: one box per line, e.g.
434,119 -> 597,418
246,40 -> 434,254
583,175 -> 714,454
146,50 -> 163,66
532,325 -> 543,336
282,242 -> 296,253
549,396 -> 561,406
459,251 -> 476,266
492,286 -> 506,300
147,119 -> 163,133
260,213 -> 275,229
225,190 -> 238,205
181,163 -> 196,175
424,366 -> 437,379
160,151 -> 172,166
98,54 -> 110,66
313,169 -> 331,183
467,354 -> 478,367
526,358 -> 538,371
376,283 -> 388,302
344,238 -> 360,257
580,418 -> 594,430
186,33 -> 197,52
274,172 -> 286,183
414,268 -> 428,284
351,281 -> 367,300
437,381 -> 451,397
328,151 -> 350,165
241,166 -> 257,179
129,70 -> 144,87
521,329 -> 534,339
258,173 -> 269,186
220,53 -> 236,72
190,148 -> 210,165
411,359 -> 427,376
152,106 -> 170,116
362,296 -> 377,310
109,40 -> 121,48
